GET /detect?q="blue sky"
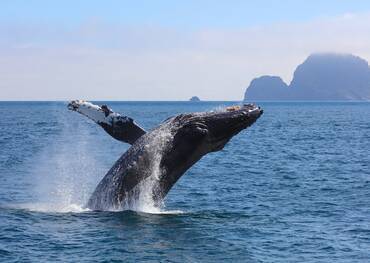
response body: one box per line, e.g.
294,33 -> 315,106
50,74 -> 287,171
1,1 -> 370,100
2,0 -> 370,28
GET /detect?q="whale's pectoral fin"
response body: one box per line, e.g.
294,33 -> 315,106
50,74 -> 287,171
67,100 -> 146,144
100,116 -> 146,145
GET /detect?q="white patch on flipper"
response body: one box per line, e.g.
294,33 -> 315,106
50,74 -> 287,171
70,100 -> 129,126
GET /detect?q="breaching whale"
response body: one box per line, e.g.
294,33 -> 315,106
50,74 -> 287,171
68,101 -> 262,210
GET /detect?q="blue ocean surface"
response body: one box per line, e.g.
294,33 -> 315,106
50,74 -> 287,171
0,101 -> 370,262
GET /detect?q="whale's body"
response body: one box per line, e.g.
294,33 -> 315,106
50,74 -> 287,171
86,104 -> 263,211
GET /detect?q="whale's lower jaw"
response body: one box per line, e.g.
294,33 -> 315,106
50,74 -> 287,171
87,104 -> 263,211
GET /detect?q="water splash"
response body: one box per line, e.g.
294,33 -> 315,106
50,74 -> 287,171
26,109 -> 105,213
16,202 -> 90,213
121,123 -> 174,213
25,107 -> 176,214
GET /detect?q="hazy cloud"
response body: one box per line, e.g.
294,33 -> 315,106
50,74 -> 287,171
1,12 -> 370,100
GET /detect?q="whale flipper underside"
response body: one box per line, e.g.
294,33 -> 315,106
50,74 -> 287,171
68,100 -> 146,144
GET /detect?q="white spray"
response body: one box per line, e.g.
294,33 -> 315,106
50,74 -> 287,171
121,123 -> 173,213
22,108 -> 106,213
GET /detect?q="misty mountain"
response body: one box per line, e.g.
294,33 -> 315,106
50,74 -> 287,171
244,53 -> 370,100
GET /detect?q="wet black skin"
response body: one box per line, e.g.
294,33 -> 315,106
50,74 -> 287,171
87,104 -> 263,210
99,118 -> 146,145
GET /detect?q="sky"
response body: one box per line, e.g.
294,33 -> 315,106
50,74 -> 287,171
1,0 -> 370,100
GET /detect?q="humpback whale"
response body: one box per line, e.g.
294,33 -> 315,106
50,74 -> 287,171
70,103 -> 263,211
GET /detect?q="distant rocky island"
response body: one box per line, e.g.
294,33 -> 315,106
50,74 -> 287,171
244,53 -> 370,100
189,96 -> 201,102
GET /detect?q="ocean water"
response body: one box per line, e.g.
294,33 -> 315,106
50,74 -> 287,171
0,101 -> 370,262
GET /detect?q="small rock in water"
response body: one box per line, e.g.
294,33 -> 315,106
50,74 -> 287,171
189,96 -> 201,102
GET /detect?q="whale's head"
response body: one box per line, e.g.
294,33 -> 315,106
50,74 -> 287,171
202,104 -> 263,152
169,104 -> 263,154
